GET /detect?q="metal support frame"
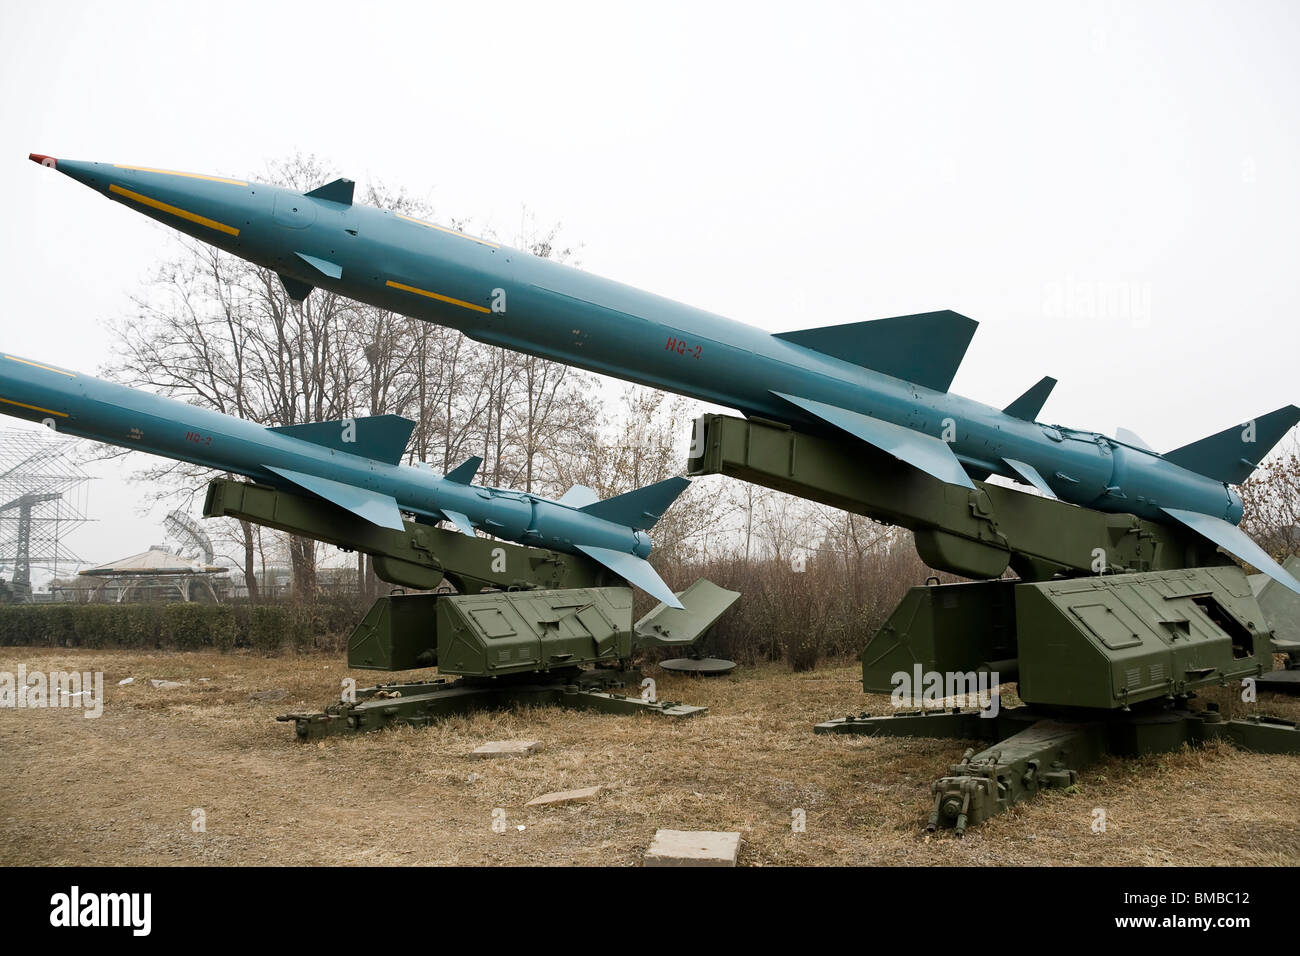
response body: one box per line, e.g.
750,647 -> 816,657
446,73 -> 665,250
816,704 -> 1300,835
686,414 -> 1300,832
204,478 -> 732,738
687,412 -> 1221,581
279,667 -> 705,741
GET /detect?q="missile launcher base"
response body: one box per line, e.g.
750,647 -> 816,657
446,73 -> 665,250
204,478 -> 736,739
688,414 -> 1300,833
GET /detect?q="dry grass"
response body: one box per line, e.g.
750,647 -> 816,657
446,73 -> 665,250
1,647 -> 1298,866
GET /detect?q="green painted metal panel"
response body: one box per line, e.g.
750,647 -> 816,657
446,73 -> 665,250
687,413 -> 1222,582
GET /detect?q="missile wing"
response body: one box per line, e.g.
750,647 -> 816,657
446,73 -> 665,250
773,391 -> 975,490
1163,508 -> 1300,595
1163,406 -> 1300,485
577,546 -> 680,608
578,476 -> 690,530
265,465 -> 407,531
267,414 -> 415,465
773,310 -> 977,393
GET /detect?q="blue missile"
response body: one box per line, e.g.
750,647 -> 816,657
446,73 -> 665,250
31,154 -> 1300,593
0,351 -> 688,607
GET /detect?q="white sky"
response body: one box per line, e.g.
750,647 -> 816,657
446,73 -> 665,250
2,0 -> 1299,581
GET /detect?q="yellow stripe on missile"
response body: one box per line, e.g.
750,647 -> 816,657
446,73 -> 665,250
4,355 -> 76,377
0,396 -> 68,417
115,165 -> 248,186
109,184 -> 241,236
396,214 -> 499,249
385,280 -> 491,314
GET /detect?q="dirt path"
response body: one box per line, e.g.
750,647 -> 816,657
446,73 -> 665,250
2,648 -> 1297,866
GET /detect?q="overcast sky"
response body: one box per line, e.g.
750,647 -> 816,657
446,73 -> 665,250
2,0 -> 1299,580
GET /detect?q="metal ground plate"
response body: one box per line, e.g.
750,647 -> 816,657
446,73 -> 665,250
659,657 -> 737,675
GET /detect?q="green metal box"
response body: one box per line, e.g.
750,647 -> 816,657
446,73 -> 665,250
859,580 -> 1018,693
1016,566 -> 1268,709
347,593 -> 441,670
435,587 -> 635,677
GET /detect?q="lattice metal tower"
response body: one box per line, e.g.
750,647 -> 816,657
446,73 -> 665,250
0,429 -> 92,601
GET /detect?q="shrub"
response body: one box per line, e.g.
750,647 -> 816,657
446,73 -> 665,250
0,599 -> 365,653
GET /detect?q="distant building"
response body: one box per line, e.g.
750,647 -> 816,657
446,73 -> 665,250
57,546 -> 230,603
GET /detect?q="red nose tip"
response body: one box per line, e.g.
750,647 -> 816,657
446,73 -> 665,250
28,153 -> 57,168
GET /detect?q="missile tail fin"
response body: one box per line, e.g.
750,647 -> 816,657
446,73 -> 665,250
773,391 -> 976,489
773,310 -> 977,392
279,273 -> 314,301
304,178 -> 355,205
1115,427 -> 1154,451
265,466 -> 406,531
1164,406 -> 1300,484
1162,507 -> 1300,595
1003,458 -> 1057,498
268,414 -> 415,465
444,456 -> 483,484
1003,376 -> 1057,421
576,545 -> 683,608
557,484 -> 600,508
295,251 -> 343,279
441,509 -> 476,536
579,476 -> 690,530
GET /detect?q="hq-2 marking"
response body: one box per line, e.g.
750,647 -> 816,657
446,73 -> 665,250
185,430 -> 213,447
665,336 -> 703,359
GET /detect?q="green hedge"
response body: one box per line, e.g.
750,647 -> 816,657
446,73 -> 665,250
0,602 -> 362,653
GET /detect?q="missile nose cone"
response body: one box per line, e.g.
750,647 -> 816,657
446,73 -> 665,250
33,158 -> 138,200
29,155 -> 101,188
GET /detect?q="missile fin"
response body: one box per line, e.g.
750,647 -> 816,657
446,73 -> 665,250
1003,458 -> 1057,498
1115,427 -> 1154,451
444,456 -> 483,484
441,509 -> 476,536
267,414 -> 415,465
304,178 -> 355,205
294,252 -> 343,280
773,310 -> 977,393
579,476 -> 690,530
1163,406 -> 1300,485
265,466 -> 406,531
557,484 -> 600,508
279,273 -> 314,301
1162,507 -> 1300,595
576,545 -> 684,609
773,391 -> 976,489
1003,376 -> 1057,421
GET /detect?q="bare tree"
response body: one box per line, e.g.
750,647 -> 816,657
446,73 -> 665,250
1240,436 -> 1300,563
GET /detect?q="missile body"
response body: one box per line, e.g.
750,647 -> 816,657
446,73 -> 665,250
31,155 -> 1300,592
0,351 -> 687,606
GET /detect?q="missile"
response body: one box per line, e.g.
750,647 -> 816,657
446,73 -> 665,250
0,351 -> 688,607
31,153 -> 1300,593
